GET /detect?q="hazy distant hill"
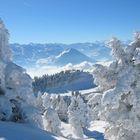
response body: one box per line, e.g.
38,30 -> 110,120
54,48 -> 94,65
10,42 -> 111,67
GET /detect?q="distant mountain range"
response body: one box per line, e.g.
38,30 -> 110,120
10,42 -> 112,68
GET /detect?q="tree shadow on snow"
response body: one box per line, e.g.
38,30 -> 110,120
83,128 -> 106,140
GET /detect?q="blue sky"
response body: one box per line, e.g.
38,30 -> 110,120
0,0 -> 140,44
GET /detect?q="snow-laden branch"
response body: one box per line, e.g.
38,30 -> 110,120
93,32 -> 140,140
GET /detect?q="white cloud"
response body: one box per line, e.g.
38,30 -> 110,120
27,61 -> 94,78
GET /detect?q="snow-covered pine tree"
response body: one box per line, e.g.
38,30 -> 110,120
53,95 -> 68,122
0,18 -> 12,62
44,107 -> 61,135
0,19 -> 15,121
68,94 -> 89,138
93,62 -> 118,92
77,95 -> 89,128
0,19 -> 43,128
93,32 -> 140,140
41,93 -> 68,122
87,93 -> 102,120
68,95 -> 84,138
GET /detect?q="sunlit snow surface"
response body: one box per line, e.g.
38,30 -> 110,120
0,121 -> 66,140
61,121 -> 107,140
0,120 -> 107,140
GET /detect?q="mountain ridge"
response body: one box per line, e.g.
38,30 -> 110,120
54,48 -> 95,66
10,42 -> 111,67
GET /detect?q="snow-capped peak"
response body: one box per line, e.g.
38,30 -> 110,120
55,48 -> 94,65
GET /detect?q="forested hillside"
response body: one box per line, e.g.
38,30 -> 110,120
33,70 -> 95,93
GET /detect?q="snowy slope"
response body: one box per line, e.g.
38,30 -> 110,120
60,121 -> 107,140
0,121 -> 66,140
0,121 -> 107,140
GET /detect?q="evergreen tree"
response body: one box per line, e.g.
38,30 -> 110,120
44,107 -> 61,135
55,95 -> 68,122
0,19 -> 43,128
68,94 -> 89,138
93,32 -> 140,140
